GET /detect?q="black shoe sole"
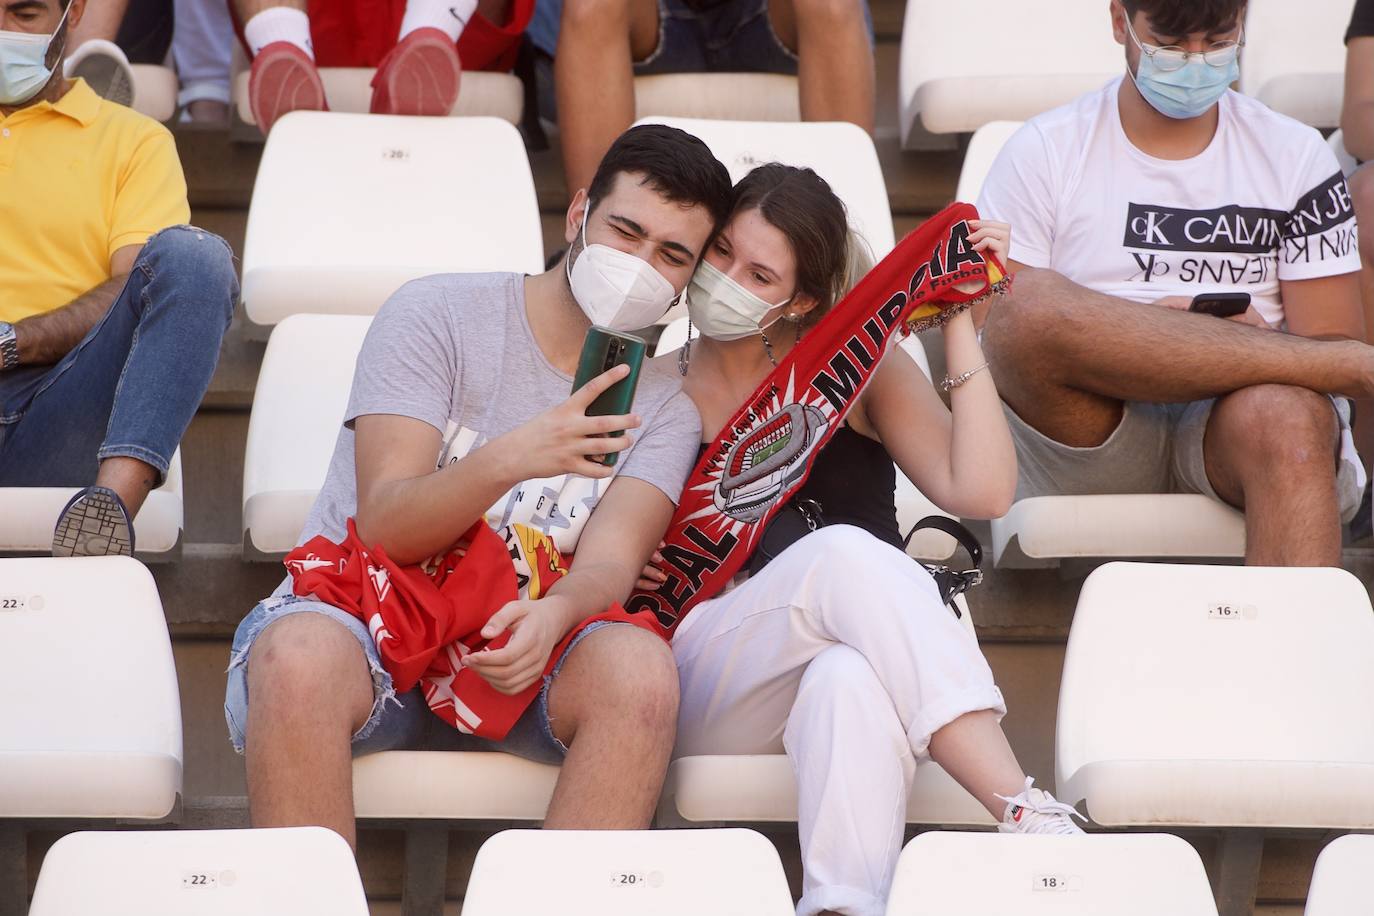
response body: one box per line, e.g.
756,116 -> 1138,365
52,489 -> 134,558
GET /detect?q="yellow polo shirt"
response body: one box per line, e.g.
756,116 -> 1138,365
0,79 -> 190,323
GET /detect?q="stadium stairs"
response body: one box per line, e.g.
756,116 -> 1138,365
8,1 -> 1369,910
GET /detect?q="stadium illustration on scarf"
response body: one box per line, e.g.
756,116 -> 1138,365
282,202 -> 1008,740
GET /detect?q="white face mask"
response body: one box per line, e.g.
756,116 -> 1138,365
686,259 -> 792,341
0,2 -> 69,106
565,208 -> 680,331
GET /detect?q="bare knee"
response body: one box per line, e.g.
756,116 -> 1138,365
1212,384 -> 1337,473
981,268 -> 1072,361
247,613 -> 374,729
789,0 -> 865,29
550,626 -> 679,746
561,0 -> 634,34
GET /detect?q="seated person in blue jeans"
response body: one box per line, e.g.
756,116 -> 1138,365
0,0 -> 236,557
223,125 -> 730,846
529,0 -> 874,193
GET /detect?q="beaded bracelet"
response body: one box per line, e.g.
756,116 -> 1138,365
940,362 -> 990,393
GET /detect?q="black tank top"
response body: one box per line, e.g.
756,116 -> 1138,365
791,425 -> 904,549
695,425 -> 904,550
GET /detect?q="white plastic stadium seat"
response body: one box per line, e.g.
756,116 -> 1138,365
241,315 -> 370,557
635,117 -> 895,257
659,596 -> 992,829
898,0 -> 1121,145
352,751 -> 559,820
992,494 -> 1246,567
130,64 -> 178,122
464,828 -> 795,915
954,121 -> 1023,203
233,69 -> 523,126
635,73 -> 800,122
660,751 -> 993,830
1305,834 -> 1374,915
0,557 -> 181,819
1056,562 -> 1374,829
1330,129 -> 1359,178
29,827 -> 369,916
1240,0 -> 1352,128
240,112 -> 543,327
0,449 -> 184,559
651,318 -> 956,561
886,832 -> 1218,916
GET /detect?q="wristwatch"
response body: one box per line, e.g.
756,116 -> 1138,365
0,323 -> 17,372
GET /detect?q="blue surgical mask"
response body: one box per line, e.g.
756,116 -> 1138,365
0,3 -> 70,106
1125,18 -> 1240,121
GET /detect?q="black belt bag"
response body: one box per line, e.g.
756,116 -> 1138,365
747,500 -> 984,616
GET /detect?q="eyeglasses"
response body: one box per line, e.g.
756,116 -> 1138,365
1125,18 -> 1244,71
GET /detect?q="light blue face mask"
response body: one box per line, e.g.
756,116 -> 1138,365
0,2 -> 70,106
1125,17 -> 1240,120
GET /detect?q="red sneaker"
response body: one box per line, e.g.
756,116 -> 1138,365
370,27 -> 462,117
248,41 -> 327,136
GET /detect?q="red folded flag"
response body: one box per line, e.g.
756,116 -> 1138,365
286,519 -> 657,740
625,202 -> 1010,633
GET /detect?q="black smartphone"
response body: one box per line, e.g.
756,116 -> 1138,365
571,327 -> 647,467
1189,292 -> 1251,318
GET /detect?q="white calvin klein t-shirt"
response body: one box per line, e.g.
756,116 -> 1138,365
977,78 -> 1360,326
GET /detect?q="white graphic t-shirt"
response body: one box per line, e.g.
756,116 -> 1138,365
977,78 -> 1360,325
294,272 -> 701,560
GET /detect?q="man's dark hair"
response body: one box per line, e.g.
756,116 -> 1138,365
1121,0 -> 1245,37
585,124 -> 733,231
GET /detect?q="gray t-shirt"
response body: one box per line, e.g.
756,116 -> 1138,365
296,272 -> 701,557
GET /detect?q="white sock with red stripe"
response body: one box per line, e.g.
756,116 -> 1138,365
398,0 -> 478,43
244,6 -> 314,59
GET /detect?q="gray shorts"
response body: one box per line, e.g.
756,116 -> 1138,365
224,594 -> 629,765
1005,398 -> 1364,524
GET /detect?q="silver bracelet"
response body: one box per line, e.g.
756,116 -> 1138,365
940,362 -> 990,393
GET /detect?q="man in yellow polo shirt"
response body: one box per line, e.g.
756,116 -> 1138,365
0,0 -> 236,557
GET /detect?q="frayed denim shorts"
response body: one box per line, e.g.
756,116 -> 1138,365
224,593 -> 627,765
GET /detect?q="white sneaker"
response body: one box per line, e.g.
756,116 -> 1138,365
996,777 -> 1086,835
65,39 -> 136,108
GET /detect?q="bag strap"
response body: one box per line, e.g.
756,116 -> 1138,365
902,515 -> 983,571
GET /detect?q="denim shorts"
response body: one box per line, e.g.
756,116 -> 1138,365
528,0 -> 872,120
224,592 -> 628,765
530,0 -> 810,70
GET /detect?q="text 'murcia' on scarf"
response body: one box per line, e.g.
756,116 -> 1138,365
625,202 -> 1010,633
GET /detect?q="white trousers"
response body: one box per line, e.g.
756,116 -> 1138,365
671,525 -> 1006,916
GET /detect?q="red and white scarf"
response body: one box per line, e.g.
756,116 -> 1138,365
625,202 -> 1009,633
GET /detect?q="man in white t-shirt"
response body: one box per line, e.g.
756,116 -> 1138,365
976,0 -> 1374,566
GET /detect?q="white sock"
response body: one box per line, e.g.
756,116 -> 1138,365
244,7 -> 314,59
398,0 -> 478,43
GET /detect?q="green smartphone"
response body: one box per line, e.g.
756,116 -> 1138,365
571,326 -> 647,466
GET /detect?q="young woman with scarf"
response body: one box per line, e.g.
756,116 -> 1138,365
642,164 -> 1082,916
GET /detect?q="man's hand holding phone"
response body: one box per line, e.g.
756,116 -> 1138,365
493,364 -> 641,481
1155,291 -> 1277,330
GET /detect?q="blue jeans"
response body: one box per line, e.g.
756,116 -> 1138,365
224,592 -> 631,765
0,226 -> 237,486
